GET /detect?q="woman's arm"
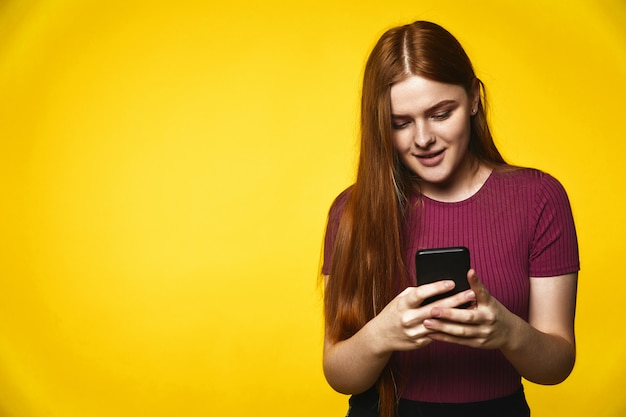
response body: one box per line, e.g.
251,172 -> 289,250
424,271 -> 578,384
501,273 -> 577,384
323,275 -> 473,394
323,312 -> 395,394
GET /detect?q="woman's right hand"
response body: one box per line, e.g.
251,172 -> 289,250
323,279 -> 474,394
368,280 -> 474,353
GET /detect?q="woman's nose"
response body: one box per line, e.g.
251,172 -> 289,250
414,123 -> 435,148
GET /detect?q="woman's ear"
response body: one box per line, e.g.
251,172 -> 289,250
470,78 -> 481,114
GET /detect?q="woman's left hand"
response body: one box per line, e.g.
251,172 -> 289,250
423,269 -> 515,350
424,269 -> 577,384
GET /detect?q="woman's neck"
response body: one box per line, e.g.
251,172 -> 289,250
420,158 -> 493,203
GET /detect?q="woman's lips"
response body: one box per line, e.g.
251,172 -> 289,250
415,149 -> 444,167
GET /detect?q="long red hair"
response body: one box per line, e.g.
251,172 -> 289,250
324,21 -> 505,417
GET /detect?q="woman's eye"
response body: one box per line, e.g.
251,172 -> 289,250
432,111 -> 451,121
392,121 -> 410,129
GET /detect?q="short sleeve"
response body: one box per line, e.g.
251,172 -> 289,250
529,174 -> 580,277
322,188 -> 351,276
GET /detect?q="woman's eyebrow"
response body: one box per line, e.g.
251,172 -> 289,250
427,99 -> 458,111
391,99 -> 458,117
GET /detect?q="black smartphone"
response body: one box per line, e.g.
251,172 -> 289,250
415,246 -> 471,308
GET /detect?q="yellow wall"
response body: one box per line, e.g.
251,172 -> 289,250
0,1 -> 624,416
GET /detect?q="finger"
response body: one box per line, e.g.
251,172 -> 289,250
405,280 -> 455,308
423,310 -> 486,342
423,317 -> 473,337
428,297 -> 477,323
467,269 -> 489,304
426,331 -> 483,347
424,319 -> 492,348
399,309 -> 437,338
428,288 -> 476,311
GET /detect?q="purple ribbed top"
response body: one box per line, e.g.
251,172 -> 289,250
322,168 -> 579,402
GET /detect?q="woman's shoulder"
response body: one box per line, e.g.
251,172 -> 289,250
328,185 -> 353,212
492,166 -> 564,188
491,166 -> 570,202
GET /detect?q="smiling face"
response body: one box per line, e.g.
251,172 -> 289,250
390,75 -> 482,200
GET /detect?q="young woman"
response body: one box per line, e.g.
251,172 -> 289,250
321,21 -> 579,417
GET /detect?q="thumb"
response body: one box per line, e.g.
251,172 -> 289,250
467,269 -> 488,304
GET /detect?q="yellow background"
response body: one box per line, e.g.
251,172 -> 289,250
1,0 -> 624,416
